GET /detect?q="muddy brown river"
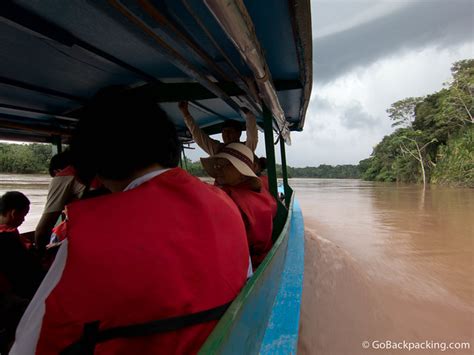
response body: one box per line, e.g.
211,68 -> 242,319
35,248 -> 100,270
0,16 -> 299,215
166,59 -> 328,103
292,178 -> 473,355
1,175 -> 472,354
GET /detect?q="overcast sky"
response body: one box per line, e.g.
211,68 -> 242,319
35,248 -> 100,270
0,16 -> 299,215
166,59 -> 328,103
285,0 -> 473,167
187,0 -> 474,167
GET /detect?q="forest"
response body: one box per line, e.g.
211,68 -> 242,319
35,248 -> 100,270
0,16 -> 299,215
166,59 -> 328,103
359,59 -> 473,188
0,144 -> 360,179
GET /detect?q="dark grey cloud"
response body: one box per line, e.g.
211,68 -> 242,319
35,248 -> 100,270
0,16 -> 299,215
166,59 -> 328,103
314,0 -> 474,83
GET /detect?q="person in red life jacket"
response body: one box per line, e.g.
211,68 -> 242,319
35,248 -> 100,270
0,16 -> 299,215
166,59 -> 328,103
0,192 -> 45,299
254,156 -> 278,217
0,192 -> 45,353
179,101 -> 258,156
11,87 -> 250,355
201,143 -> 275,270
34,151 -> 86,252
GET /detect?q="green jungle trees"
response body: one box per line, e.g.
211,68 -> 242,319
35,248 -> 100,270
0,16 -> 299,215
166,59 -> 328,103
360,59 -> 474,187
0,143 -> 52,174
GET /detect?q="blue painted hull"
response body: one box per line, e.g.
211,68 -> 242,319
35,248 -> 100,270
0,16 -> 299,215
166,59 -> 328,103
199,193 -> 305,354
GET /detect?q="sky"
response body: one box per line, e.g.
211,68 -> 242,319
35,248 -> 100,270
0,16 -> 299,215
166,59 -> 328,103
188,0 -> 474,167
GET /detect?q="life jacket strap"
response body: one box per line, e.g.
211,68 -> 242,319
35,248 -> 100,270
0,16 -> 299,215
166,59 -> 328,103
60,301 -> 231,355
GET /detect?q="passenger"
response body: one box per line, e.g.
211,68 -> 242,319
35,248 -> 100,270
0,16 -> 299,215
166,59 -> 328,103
178,101 -> 258,155
0,191 -> 45,299
34,150 -> 85,252
11,87 -> 250,355
201,143 -> 274,269
0,191 -> 45,354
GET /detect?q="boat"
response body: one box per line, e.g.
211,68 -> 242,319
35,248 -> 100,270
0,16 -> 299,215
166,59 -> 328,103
0,0 -> 312,353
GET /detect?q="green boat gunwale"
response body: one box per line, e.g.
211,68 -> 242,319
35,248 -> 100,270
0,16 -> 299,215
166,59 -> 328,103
199,191 -> 295,354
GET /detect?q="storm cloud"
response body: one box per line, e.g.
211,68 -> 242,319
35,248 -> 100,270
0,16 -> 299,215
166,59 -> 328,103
314,0 -> 474,83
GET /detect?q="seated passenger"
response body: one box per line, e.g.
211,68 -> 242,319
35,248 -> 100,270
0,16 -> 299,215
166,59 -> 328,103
34,150 -> 85,252
0,192 -> 45,353
179,101 -> 258,156
201,143 -> 274,269
0,191 -> 45,299
11,87 -> 250,355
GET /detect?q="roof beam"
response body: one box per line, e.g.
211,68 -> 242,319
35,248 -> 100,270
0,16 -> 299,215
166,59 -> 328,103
65,80 -> 301,118
0,0 -> 160,84
0,129 -> 52,143
0,117 -> 72,136
0,76 -> 85,103
127,79 -> 302,103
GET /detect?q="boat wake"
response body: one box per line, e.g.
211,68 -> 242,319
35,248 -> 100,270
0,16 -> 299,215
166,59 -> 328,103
298,229 -> 473,355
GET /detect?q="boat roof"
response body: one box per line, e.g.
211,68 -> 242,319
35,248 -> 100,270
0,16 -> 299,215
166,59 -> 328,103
0,0 -> 312,144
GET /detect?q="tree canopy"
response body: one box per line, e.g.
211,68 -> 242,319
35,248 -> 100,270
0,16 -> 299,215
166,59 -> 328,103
360,59 -> 474,187
0,143 -> 52,174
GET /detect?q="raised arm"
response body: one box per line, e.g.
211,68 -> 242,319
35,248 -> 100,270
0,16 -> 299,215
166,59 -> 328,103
179,102 -> 222,156
242,108 -> 258,152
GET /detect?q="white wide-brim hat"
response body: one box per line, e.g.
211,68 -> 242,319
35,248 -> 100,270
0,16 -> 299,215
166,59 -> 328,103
201,143 -> 261,190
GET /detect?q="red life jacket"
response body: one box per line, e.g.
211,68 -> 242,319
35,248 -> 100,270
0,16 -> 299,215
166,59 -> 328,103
35,168 -> 249,354
223,185 -> 274,269
0,225 -> 17,234
0,225 -> 32,250
259,176 -> 277,218
55,165 -> 76,177
51,220 -> 68,242
260,175 -> 269,191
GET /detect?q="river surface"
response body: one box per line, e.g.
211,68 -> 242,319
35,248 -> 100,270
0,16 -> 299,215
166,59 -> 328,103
1,175 -> 472,354
291,178 -> 473,355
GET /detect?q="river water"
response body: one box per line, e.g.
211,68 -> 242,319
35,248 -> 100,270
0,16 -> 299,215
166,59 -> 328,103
292,179 -> 473,355
1,175 -> 472,354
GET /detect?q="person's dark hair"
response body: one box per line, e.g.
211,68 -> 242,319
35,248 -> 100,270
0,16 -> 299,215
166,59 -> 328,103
258,157 -> 267,171
49,150 -> 72,177
222,120 -> 244,131
0,191 -> 30,215
70,86 -> 181,180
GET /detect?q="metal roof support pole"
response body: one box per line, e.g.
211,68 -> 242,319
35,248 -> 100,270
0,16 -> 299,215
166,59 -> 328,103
263,105 -> 278,200
263,105 -> 288,240
182,148 -> 189,171
279,135 -> 293,206
51,135 -> 62,155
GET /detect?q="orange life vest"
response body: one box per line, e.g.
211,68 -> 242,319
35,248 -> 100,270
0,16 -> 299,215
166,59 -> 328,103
223,185 -> 274,269
35,168 -> 249,354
